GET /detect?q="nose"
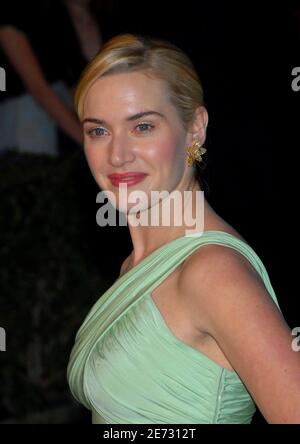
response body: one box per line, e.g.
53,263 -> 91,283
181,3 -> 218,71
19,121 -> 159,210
108,132 -> 136,167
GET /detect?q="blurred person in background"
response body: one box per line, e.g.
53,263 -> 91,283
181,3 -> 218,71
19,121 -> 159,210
0,0 -> 104,156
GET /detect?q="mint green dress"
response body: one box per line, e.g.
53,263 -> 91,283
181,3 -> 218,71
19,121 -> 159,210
67,230 -> 282,424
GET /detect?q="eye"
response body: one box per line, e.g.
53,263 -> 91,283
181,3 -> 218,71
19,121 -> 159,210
135,122 -> 154,132
86,127 -> 107,137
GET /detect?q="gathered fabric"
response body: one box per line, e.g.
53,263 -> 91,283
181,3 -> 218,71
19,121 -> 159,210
67,230 -> 282,423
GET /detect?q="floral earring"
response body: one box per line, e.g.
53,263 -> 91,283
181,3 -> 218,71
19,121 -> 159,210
186,141 -> 207,166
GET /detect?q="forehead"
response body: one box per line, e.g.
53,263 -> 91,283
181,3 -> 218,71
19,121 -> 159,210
83,71 -> 173,117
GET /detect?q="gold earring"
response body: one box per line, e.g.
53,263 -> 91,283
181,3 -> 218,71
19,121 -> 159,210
186,141 -> 207,166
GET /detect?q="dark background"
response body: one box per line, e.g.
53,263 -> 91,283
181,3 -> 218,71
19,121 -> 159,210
0,0 -> 299,424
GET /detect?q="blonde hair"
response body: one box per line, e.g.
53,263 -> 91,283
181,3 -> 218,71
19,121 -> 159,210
75,33 -> 205,131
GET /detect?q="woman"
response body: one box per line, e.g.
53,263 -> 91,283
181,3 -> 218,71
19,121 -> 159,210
0,0 -> 102,156
67,34 -> 300,424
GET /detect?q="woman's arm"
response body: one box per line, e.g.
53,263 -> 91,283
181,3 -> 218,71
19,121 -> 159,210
0,25 -> 83,146
179,244 -> 300,423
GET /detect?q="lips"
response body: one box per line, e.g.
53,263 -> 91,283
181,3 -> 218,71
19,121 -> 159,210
108,172 -> 148,187
108,172 -> 147,180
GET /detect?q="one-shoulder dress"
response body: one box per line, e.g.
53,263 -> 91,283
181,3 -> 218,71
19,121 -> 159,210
67,230 -> 282,424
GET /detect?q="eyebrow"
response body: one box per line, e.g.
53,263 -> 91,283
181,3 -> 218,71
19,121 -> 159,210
81,110 -> 165,125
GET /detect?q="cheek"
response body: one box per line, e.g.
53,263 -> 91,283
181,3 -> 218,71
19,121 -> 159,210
160,141 -> 177,163
148,134 -> 184,164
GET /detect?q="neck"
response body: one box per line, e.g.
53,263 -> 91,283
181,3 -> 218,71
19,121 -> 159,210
124,178 -> 217,267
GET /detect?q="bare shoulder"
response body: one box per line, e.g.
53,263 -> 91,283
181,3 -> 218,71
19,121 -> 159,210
178,239 -> 282,337
180,238 -> 261,291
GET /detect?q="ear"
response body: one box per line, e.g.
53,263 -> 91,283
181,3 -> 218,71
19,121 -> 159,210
187,106 -> 209,145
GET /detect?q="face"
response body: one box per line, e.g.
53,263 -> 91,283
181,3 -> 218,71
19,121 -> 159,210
82,71 -> 195,214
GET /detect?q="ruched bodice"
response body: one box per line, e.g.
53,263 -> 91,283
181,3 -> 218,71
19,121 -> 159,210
67,230 -> 282,424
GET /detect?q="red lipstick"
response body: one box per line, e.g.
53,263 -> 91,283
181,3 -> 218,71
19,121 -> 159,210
108,172 -> 148,187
